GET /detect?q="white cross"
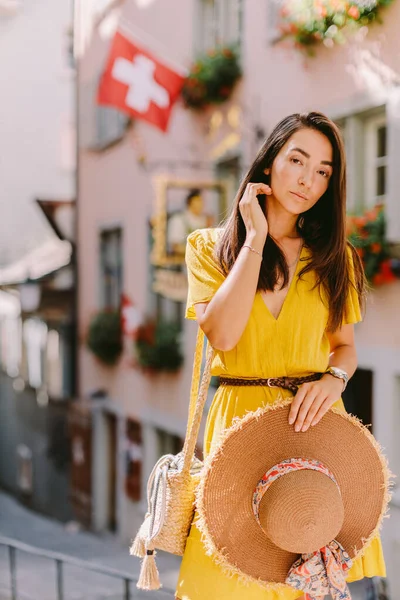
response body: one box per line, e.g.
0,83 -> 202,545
112,54 -> 170,112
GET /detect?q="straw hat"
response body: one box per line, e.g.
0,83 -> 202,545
196,400 -> 392,595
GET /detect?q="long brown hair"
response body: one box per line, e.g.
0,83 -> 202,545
215,111 -> 366,332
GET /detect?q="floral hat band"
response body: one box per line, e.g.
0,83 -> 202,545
252,458 -> 352,599
252,457 -> 340,524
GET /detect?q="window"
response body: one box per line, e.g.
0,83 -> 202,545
23,318 -> 47,390
365,115 -> 387,208
0,316 -> 22,378
99,228 -> 123,310
95,106 -> 129,151
339,111 -> 387,213
156,428 -> 182,458
196,0 -> 242,53
342,368 -> 373,431
79,79 -> 130,151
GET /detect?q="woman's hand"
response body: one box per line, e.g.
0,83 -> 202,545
288,374 -> 344,432
239,182 -> 271,242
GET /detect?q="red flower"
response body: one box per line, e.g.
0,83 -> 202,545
348,5 -> 360,19
372,272 -> 385,286
370,243 -> 382,254
137,321 -> 156,345
379,259 -> 396,283
354,216 -> 367,228
364,207 -> 380,221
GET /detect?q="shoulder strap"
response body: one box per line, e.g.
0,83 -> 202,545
182,327 -> 215,474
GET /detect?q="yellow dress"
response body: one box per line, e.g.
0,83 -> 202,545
176,228 -> 386,600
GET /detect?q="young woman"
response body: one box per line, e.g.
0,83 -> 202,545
175,112 -> 386,600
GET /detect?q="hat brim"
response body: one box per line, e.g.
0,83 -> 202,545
196,400 -> 391,588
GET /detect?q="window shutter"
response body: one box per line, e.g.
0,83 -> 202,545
386,89 -> 400,243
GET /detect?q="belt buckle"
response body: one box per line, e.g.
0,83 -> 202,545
267,378 -> 276,388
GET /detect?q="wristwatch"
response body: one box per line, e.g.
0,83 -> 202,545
324,367 -> 349,392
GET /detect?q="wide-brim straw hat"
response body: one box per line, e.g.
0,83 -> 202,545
196,399 -> 392,592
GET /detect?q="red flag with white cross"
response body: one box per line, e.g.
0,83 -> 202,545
97,30 -> 186,132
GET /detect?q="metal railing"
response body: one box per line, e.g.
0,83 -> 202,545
0,535 -> 175,600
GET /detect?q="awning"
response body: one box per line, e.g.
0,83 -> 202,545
0,238 -> 73,285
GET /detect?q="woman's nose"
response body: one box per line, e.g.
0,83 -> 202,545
299,170 -> 313,188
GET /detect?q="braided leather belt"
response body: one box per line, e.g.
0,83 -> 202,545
218,373 -> 323,394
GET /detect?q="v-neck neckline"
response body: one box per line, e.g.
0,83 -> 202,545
257,244 -> 305,322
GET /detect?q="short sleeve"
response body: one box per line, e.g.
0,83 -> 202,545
185,229 -> 225,320
343,246 -> 362,325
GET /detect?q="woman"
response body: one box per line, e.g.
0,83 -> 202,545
176,112 -> 386,600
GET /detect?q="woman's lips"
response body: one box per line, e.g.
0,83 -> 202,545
290,191 -> 308,201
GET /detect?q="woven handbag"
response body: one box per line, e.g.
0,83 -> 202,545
130,327 -> 214,590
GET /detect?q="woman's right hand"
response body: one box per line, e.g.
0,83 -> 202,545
239,182 -> 271,242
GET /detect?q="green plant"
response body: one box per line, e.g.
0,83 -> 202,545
347,204 -> 396,285
134,319 -> 183,373
86,309 -> 123,366
278,0 -> 394,53
182,45 -> 242,110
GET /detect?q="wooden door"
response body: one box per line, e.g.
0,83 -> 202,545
105,412 -> 117,531
68,403 -> 92,527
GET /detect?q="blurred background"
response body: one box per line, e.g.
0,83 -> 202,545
0,0 -> 399,598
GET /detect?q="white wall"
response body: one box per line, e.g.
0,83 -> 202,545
0,0 -> 75,265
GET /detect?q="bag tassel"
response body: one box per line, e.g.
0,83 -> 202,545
130,532 -> 146,558
137,547 -> 161,590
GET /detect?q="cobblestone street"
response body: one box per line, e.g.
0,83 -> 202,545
0,491 -> 372,599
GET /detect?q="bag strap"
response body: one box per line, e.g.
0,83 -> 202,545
182,326 -> 215,475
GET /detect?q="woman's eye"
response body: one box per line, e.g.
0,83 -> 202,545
291,157 -> 302,165
318,170 -> 329,178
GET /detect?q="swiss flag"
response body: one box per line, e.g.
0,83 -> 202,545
97,30 -> 186,132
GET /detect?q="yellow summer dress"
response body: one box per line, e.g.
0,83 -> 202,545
176,227 -> 386,600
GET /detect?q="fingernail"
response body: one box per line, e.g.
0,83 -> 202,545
302,426 -> 308,432
295,425 -> 301,432
289,418 -> 294,424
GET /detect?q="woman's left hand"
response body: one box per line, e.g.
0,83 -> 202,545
288,374 -> 345,432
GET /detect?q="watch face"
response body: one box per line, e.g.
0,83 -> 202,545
330,367 -> 348,381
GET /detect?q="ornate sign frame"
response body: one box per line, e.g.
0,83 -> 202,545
150,175 -> 228,267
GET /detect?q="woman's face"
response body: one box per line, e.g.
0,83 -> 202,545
264,128 -> 334,216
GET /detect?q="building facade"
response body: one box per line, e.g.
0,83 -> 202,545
76,0 -> 400,591
0,0 -> 76,519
